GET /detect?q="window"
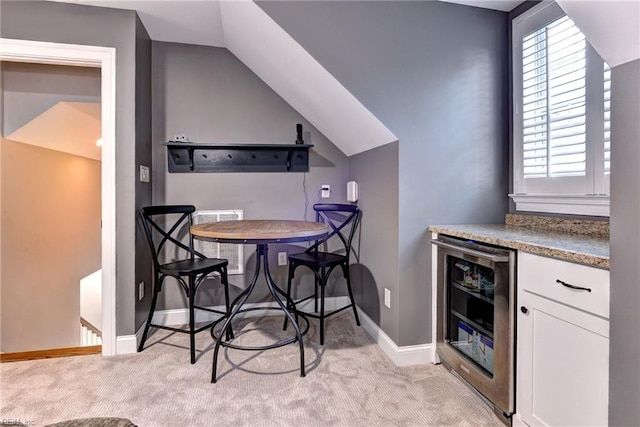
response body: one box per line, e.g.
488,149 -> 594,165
511,1 -> 611,216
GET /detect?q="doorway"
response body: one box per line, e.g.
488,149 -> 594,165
0,38 -> 116,356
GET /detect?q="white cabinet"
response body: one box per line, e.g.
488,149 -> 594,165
516,252 -> 610,427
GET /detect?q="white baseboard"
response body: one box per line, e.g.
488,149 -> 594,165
512,413 -> 529,427
356,308 -> 433,367
115,333 -> 138,355
116,297 -> 435,365
115,315 -> 165,355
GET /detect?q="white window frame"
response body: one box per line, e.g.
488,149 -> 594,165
511,1 -> 610,217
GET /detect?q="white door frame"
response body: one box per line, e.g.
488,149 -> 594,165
0,38 -> 117,356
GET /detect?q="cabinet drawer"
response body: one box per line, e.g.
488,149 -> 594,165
518,252 -> 610,319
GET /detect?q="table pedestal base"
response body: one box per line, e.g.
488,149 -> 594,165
211,244 -> 308,383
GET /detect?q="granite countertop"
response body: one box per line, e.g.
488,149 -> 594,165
428,216 -> 610,270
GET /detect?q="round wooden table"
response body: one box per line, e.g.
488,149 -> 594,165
191,219 -> 329,382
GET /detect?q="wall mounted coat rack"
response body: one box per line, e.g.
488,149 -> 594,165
163,142 -> 313,173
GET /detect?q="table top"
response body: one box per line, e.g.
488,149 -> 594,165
191,219 -> 329,244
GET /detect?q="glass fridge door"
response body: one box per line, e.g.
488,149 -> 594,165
446,255 -> 496,376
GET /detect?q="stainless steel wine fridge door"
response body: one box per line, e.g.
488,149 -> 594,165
433,235 -> 515,419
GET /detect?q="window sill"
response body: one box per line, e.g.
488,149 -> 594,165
509,194 -> 610,217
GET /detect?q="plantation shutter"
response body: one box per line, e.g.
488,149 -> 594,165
522,16 -> 586,179
511,1 -> 611,216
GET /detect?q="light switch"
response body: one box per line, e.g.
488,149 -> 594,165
140,165 -> 150,183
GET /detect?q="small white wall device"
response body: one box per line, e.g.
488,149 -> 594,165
321,185 -> 331,198
347,181 -> 358,202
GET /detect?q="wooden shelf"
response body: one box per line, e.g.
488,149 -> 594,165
163,142 -> 313,173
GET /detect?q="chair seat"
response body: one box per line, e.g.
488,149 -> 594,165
160,258 -> 228,275
289,251 -> 345,268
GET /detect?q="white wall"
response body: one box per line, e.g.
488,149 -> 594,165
80,269 -> 102,331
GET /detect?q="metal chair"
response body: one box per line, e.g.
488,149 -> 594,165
283,203 -> 362,345
138,205 -> 232,364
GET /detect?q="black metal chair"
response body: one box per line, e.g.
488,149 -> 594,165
283,203 -> 362,345
138,205 -> 232,364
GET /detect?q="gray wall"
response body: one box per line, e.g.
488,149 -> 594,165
260,0 -> 509,346
349,142 -> 399,338
134,16 -> 153,331
150,42 -> 351,315
609,58 -> 640,426
1,0 -> 142,336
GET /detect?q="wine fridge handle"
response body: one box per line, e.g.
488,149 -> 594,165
431,240 -> 511,263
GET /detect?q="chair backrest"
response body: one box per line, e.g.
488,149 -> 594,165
309,203 -> 362,261
139,205 -> 204,271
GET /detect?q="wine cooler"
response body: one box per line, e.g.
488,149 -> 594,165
432,235 -> 516,423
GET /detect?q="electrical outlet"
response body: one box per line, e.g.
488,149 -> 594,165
278,252 -> 287,266
384,288 -> 391,308
139,165 -> 150,183
321,185 -> 330,198
138,281 -> 144,301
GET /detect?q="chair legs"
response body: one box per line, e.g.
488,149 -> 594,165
138,275 -> 161,353
187,272 -> 235,363
220,266 -> 234,341
188,276 -> 197,364
138,271 -> 232,364
343,265 -> 361,327
319,270 -> 326,345
284,263 -> 360,345
282,264 -> 300,332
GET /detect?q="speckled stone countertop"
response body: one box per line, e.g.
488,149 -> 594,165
428,215 -> 609,270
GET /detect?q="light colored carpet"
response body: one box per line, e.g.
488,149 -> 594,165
1,312 -> 502,426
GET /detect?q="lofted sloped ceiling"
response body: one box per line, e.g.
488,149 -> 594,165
46,0 -> 640,155
439,0 -> 524,11
7,101 -> 102,161
556,0 -> 640,68
52,0 -> 397,155
219,1 -> 397,156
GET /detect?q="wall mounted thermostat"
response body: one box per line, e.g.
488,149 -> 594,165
347,181 -> 358,202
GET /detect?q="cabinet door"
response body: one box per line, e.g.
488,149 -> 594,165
517,290 -> 609,427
